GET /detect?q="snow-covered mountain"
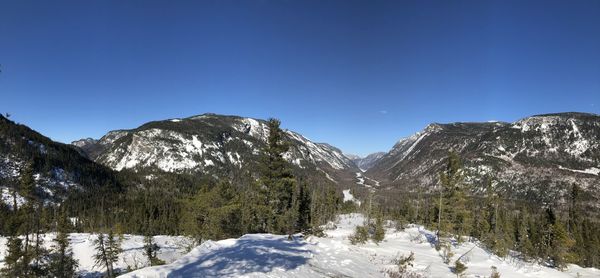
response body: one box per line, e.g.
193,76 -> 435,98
0,115 -> 117,205
367,112 -> 600,204
347,152 -> 386,171
73,114 -> 359,185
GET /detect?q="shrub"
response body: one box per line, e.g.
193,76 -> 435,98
350,225 -> 369,245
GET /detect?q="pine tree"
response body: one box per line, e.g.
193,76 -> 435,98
144,235 -> 164,266
437,152 -> 467,246
551,221 -> 576,270
0,237 -> 26,277
260,118 -> 299,235
296,182 -> 312,233
372,212 -> 385,244
93,230 -> 122,277
48,211 -> 78,278
517,210 -> 534,261
17,162 -> 38,277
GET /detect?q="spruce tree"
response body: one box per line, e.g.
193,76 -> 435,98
372,212 -> 385,244
296,182 -> 312,233
551,221 -> 575,270
0,237 -> 26,277
144,235 -> 164,266
48,211 -> 78,277
260,118 -> 298,235
93,230 -> 122,277
437,152 -> 466,246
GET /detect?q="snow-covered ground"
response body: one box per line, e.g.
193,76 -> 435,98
0,233 -> 192,277
0,214 -> 596,277
121,214 -> 598,278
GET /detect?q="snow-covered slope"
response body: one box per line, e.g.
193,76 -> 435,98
73,114 -> 359,185
368,112 -> 600,204
0,115 -> 117,204
347,152 -> 386,171
121,214 -> 598,278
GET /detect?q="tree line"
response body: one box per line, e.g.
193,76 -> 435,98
376,151 -> 600,269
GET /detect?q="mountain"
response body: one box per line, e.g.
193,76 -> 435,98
367,112 -> 600,204
73,114 -> 360,186
347,152 -> 386,171
0,115 -> 119,205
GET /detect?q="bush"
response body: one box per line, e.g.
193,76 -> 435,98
372,216 -> 385,244
350,225 -> 369,245
453,260 -> 467,278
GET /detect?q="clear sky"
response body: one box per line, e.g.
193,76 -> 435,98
1,0 -> 599,156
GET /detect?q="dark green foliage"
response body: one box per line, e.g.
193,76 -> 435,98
93,231 -> 122,278
262,118 -> 298,235
144,235 -> 165,266
47,211 -> 79,278
350,225 -> 369,245
375,152 -> 600,269
372,213 -> 385,244
437,152 -> 471,245
1,237 -> 26,277
453,260 -> 467,277
181,181 -> 243,242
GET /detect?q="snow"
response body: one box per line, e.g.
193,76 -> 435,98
0,233 -> 191,277
284,130 -> 353,170
1,215 -> 596,277
342,189 -> 361,206
356,172 -> 380,189
558,165 -> 600,176
107,129 -> 222,172
120,214 -> 598,277
0,187 -> 26,209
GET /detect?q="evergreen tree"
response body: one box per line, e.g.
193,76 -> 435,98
260,118 -> 299,235
144,235 -> 165,266
48,211 -> 79,278
437,152 -> 468,245
0,237 -> 26,277
93,230 -> 122,277
372,212 -> 385,244
296,182 -> 312,233
551,221 -> 576,270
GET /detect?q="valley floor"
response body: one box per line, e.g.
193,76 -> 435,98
0,214 -> 598,277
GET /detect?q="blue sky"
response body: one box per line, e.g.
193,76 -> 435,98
1,0 -> 599,156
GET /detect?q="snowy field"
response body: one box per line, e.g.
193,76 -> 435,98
0,233 -> 192,277
0,214 -> 597,277
122,214 -> 598,278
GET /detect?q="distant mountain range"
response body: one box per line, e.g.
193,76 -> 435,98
2,112 -> 599,207
345,152 -> 386,171
72,114 -> 359,187
367,112 -> 600,204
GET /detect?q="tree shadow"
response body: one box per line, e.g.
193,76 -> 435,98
419,229 -> 438,248
163,234 -> 312,277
